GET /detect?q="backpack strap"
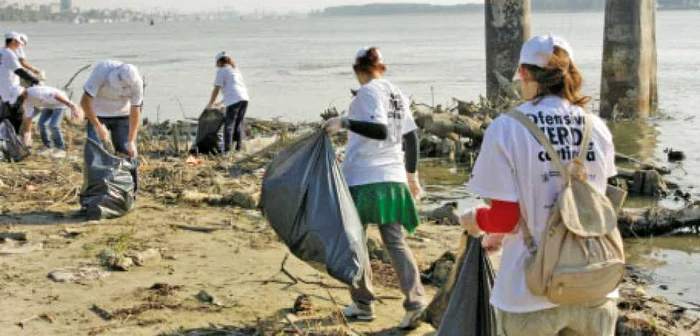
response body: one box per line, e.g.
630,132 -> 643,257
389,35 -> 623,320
507,110 -> 569,181
506,110 -> 594,251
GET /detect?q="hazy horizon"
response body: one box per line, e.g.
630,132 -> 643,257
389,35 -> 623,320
17,0 -> 482,14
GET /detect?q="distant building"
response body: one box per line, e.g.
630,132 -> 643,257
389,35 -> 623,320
61,0 -> 72,13
49,3 -> 61,14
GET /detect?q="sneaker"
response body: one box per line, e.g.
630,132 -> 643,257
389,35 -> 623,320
51,149 -> 67,159
398,306 -> 426,330
37,147 -> 53,157
341,303 -> 375,321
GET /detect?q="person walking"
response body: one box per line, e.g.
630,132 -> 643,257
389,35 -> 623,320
80,60 -> 143,159
324,46 -> 426,330
0,32 -> 41,134
461,34 -> 619,336
206,51 -> 249,154
18,85 -> 82,158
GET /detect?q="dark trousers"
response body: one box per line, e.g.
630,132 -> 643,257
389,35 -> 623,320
224,100 -> 248,152
86,116 -> 138,190
0,101 -> 23,135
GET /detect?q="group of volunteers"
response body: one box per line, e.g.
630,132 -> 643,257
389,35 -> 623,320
324,34 -> 620,336
0,25 -> 619,335
0,33 -> 249,160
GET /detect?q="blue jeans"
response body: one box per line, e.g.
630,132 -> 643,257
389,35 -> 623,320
87,116 -> 130,155
38,108 -> 66,150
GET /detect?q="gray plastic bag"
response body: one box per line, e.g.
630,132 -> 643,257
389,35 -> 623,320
79,139 -> 137,220
432,235 -> 498,336
261,131 -> 367,286
191,108 -> 224,155
0,119 -> 30,162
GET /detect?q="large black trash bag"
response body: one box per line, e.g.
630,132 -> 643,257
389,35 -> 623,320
79,139 -> 137,220
0,119 -> 30,162
430,235 -> 498,336
190,108 -> 224,155
261,131 -> 367,286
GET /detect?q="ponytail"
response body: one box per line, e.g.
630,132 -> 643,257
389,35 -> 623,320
218,56 -> 236,68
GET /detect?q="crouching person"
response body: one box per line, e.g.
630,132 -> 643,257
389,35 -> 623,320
18,86 -> 82,158
462,35 -> 621,336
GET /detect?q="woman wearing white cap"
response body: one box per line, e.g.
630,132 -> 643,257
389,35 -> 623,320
80,60 -> 143,159
324,47 -> 425,330
16,33 -> 44,83
461,35 -> 618,335
206,52 -> 249,153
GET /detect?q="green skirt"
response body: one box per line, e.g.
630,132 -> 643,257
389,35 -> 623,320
349,182 -> 420,234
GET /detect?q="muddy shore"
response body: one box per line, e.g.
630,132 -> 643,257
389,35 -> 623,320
1,123 -> 699,335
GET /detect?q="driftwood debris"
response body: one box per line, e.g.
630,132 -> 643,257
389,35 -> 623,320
619,204 -> 700,238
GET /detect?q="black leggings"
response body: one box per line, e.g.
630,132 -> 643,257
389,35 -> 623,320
224,100 -> 248,152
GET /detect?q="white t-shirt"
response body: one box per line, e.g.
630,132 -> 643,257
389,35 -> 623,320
0,47 -> 22,103
467,96 -> 618,313
83,60 -> 144,118
214,65 -> 249,107
342,78 -> 418,187
23,86 -> 66,118
16,47 -> 25,59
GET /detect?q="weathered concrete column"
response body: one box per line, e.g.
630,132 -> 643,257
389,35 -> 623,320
600,0 -> 658,119
485,0 -> 531,101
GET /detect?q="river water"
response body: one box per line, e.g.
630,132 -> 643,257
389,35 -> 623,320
7,10 -> 700,304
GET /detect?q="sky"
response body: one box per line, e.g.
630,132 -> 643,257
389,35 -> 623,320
20,0 -> 480,14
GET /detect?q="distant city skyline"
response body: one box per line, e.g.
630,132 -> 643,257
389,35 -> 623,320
10,0 -> 481,13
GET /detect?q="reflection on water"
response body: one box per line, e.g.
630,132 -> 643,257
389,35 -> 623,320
625,236 -> 700,304
608,119 -> 659,163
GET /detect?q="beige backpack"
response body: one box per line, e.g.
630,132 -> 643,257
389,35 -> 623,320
508,110 -> 626,305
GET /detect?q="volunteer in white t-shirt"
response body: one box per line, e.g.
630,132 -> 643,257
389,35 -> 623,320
461,35 -> 619,336
324,47 -> 425,330
206,52 -> 249,153
18,85 -> 82,158
0,32 -> 41,134
80,60 -> 143,158
16,33 -> 44,86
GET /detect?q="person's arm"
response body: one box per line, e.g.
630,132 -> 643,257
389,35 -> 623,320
346,119 -> 388,140
19,59 -> 40,75
81,93 -> 109,142
207,86 -> 221,108
14,68 -> 40,86
127,105 -> 141,157
54,93 -> 81,119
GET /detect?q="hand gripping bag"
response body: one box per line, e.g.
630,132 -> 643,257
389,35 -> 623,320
429,234 -> 498,336
261,131 -> 367,286
79,139 -> 137,220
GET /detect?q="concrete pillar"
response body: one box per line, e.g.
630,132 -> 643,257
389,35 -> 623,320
485,0 -> 531,101
600,0 -> 658,119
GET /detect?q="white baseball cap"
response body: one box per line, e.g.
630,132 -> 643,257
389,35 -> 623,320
19,33 -> 28,45
108,63 -> 141,90
215,51 -> 227,62
5,31 -> 21,42
355,47 -> 383,63
514,34 -> 574,80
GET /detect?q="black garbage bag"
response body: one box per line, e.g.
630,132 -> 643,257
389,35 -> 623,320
428,234 -> 498,336
80,139 -> 137,220
261,131 -> 367,286
0,119 -> 30,162
190,108 -> 224,155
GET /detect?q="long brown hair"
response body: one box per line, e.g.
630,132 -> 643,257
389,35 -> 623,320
353,47 -> 386,74
522,47 -> 591,107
